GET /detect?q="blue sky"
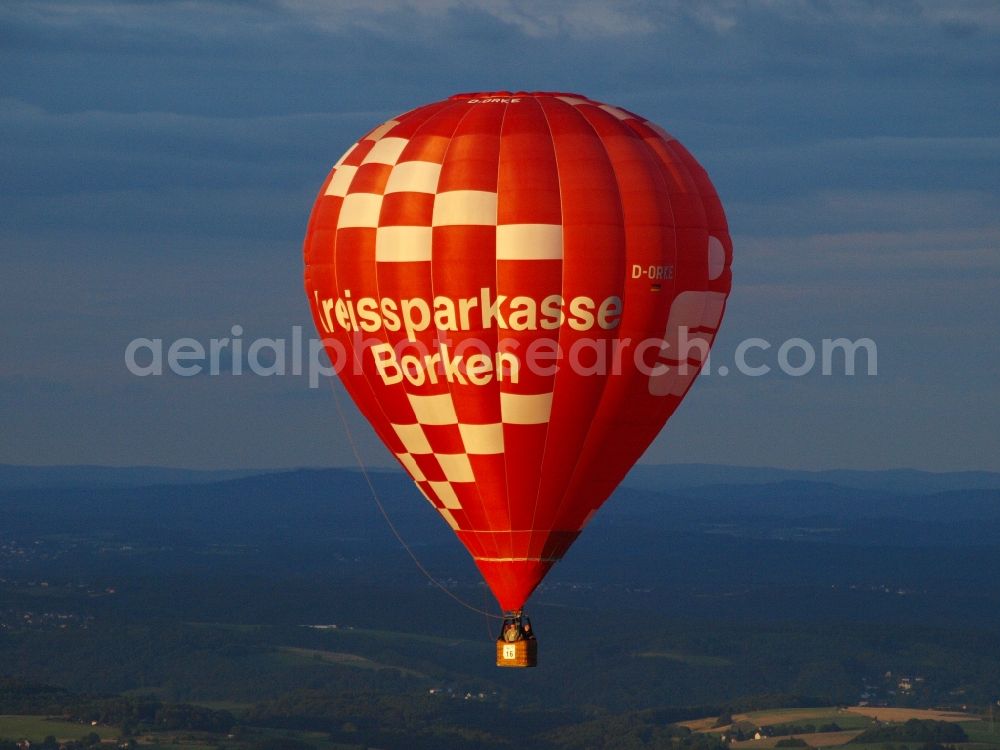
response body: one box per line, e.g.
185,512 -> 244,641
1,0 -> 998,471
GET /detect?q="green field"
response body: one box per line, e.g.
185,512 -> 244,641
749,709 -> 873,732
0,715 -> 103,742
278,645 -> 427,677
0,716 -> 365,750
311,624 -> 478,647
2,707 -> 998,750
687,706 -> 1000,750
962,719 -> 1000,746
635,649 -> 733,667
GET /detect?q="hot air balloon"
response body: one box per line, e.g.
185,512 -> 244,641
303,91 -> 732,667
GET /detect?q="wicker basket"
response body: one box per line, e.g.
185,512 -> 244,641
495,638 -> 538,668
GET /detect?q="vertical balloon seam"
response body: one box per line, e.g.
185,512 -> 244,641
594,110 -> 682,509
328,110 -> 429,467
348,101 -> 510,608
498,95 -> 565,576
365,101 -> 475,528
520,94 -> 570,569
573,111 -> 683,526
640,136 -> 714,382
662,139 -> 717,381
489,98 -> 518,606
651,130 -> 732,474
670,139 -> 733,282
315,133 -> 387,423
328,125 -> 413,458
637,132 -> 718,418
523,95 -> 622,564
524,100 -> 628,548
427,100 -> 506,575
303,173 -> 385,452
362,99 -> 449,139
564,98 -> 635,536
326,104 -> 460,514
577,117 -> 698,522
544,103 -> 678,537
307,140 -> 405,456
498,95 -> 565,580
419,100 -> 488,554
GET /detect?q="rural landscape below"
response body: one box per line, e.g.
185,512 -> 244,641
2,463 -> 998,749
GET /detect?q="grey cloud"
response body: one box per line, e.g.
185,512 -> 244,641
728,189 -> 1000,237
278,0 -> 659,38
2,0 -> 997,470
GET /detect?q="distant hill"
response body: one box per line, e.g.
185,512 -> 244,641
1,460 -> 999,703
4,462 -> 998,495
624,463 -> 1000,495
0,464 -> 277,489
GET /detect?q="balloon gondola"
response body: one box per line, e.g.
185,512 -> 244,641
303,91 -> 732,666
496,611 -> 537,668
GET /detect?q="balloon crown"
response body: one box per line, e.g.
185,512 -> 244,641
450,91 -> 594,101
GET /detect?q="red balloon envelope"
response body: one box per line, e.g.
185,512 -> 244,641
304,92 -> 732,612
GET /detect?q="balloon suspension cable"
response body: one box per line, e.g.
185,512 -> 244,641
327,378 -> 504,621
